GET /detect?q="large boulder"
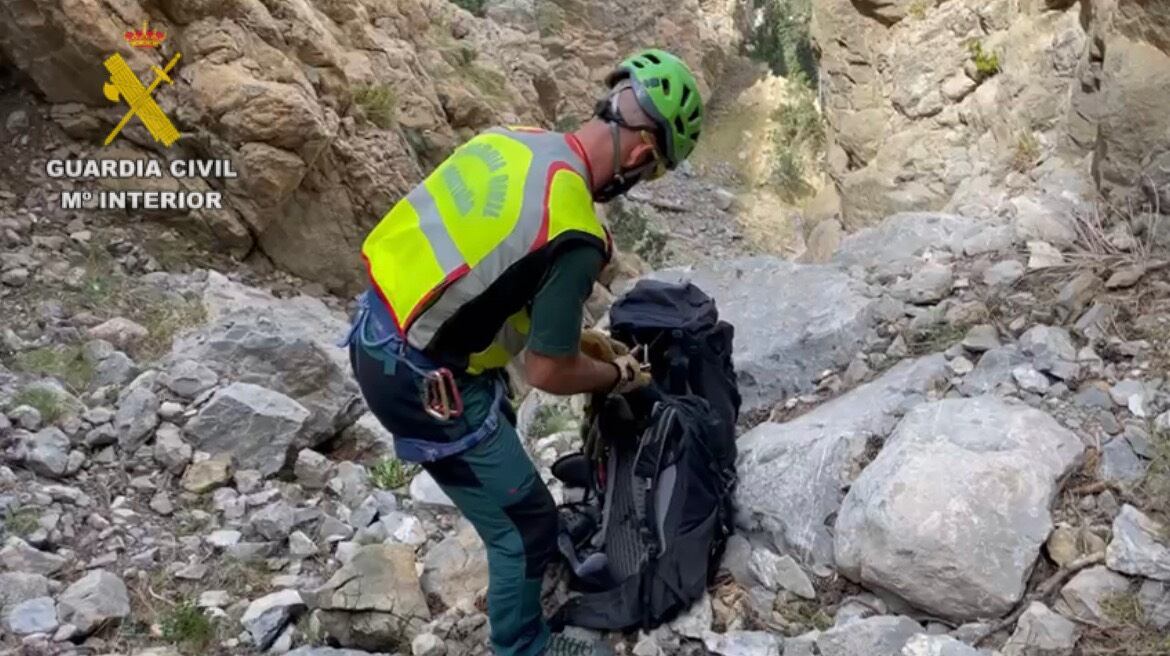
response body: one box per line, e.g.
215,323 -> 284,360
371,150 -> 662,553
56,570 -> 131,635
736,355 -> 950,571
420,520 -> 489,607
833,213 -> 990,276
184,383 -> 310,477
303,544 -> 430,650
643,257 -> 879,413
172,272 -> 361,445
834,396 -> 1084,621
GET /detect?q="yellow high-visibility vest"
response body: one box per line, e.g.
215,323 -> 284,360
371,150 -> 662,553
362,127 -> 611,374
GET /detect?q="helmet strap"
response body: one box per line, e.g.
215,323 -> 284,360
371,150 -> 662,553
592,84 -> 659,202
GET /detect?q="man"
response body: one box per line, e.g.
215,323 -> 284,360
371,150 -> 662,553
341,49 -> 703,656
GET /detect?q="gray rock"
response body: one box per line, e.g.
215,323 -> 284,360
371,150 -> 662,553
961,325 -> 1001,353
1075,302 -> 1116,341
24,428 -> 71,478
0,537 -> 66,575
3,596 -> 57,635
410,471 -> 456,508
10,405 -> 42,430
1011,366 -> 1051,394
645,257 -> 878,412
1056,566 -> 1131,625
153,424 -> 192,474
319,516 -> 354,543
234,469 -> 264,494
1001,602 -> 1078,656
161,359 -> 218,399
749,549 -> 816,599
249,501 -> 296,542
721,535 -> 754,587
304,544 -> 431,649
339,413 -> 396,461
1027,241 -> 1065,270
1137,580 -> 1170,630
114,386 -> 160,451
185,383 -> 310,477
835,397 -> 1084,621
669,592 -> 713,638
957,346 -> 1027,396
158,401 -> 184,421
241,589 -> 305,650
87,318 -> 148,350
421,520 -> 488,607
0,572 -> 52,614
983,260 -> 1025,287
170,271 -> 362,444
92,351 -> 137,387
206,529 -> 242,548
898,263 -> 954,304
289,531 -> 318,558
56,569 -> 130,635
180,455 -> 233,493
198,590 -> 231,609
1074,384 -> 1113,410
329,462 -> 372,508
381,512 -> 426,546
82,407 -> 113,425
1110,379 -> 1151,417
83,424 -> 117,448
149,491 -> 174,516
286,648 -> 394,656
6,109 -> 29,131
412,632 -> 447,656
1106,505 -> 1170,580
816,615 -> 923,656
834,214 -> 985,272
2,267 -> 29,287
701,630 -> 783,655
1012,195 -> 1077,246
1018,325 -> 1077,376
738,356 -> 950,571
784,631 -> 820,656
900,634 -> 985,656
295,449 -> 334,489
1056,271 -> 1103,321
1099,437 -> 1147,484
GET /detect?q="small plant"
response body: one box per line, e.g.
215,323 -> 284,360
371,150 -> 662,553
554,115 -> 581,133
750,0 -> 818,85
771,79 -> 825,152
449,0 -> 487,15
908,0 -> 928,19
3,507 -> 40,538
907,322 -> 970,356
772,146 -> 813,202
161,601 -> 216,653
1011,131 -> 1041,173
608,203 -> 671,268
528,404 -> 575,439
776,599 -> 832,632
967,40 -> 1001,78
371,457 -> 419,490
11,386 -> 67,423
353,85 -> 398,129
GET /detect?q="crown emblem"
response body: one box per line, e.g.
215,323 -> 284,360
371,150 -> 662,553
124,21 -> 166,48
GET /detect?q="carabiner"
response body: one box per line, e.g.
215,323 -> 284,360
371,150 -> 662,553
423,368 -> 464,421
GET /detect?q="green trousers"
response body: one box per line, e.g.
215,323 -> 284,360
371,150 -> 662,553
350,342 -> 558,656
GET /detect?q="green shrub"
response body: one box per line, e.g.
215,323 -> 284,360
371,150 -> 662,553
449,0 -> 487,15
771,146 -> 813,202
10,352 -> 91,400
353,85 -> 398,129
967,40 -> 1001,78
1011,131 -> 1040,173
609,203 -> 670,268
750,0 -> 818,86
3,507 -> 40,538
908,0 -> 928,19
371,458 -> 419,490
528,404 -> 575,439
161,601 -> 216,653
772,78 -> 825,152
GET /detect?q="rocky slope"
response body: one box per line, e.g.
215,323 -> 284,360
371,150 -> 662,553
812,0 -> 1170,233
0,0 -> 747,294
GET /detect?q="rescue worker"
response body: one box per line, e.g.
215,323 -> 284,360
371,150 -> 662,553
341,49 -> 703,656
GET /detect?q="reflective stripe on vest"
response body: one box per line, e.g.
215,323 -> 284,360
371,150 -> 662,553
362,127 -> 608,370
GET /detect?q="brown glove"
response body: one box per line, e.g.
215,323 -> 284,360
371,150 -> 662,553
610,353 -> 651,394
580,328 -> 629,363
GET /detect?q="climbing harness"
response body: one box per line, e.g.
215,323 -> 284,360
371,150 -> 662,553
339,290 -> 506,463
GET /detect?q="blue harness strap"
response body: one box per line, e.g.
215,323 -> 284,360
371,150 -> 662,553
338,290 -> 504,464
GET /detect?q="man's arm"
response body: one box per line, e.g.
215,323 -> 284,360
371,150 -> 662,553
523,246 -> 620,395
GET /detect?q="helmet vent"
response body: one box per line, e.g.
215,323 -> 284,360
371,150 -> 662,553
645,52 -> 661,64
689,107 -> 701,121
674,116 -> 685,136
680,85 -> 691,106
633,60 -> 645,69
661,78 -> 671,95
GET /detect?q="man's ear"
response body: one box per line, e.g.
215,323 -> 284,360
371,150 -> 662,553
621,140 -> 657,171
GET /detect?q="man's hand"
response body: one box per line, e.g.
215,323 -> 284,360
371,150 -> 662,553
610,353 -> 651,394
580,328 -> 628,362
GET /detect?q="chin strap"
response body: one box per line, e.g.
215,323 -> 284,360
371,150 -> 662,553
592,83 -> 662,203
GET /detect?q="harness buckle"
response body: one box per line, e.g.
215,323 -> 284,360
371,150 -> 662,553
423,368 -> 464,421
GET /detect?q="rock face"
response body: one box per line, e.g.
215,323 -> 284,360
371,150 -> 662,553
1105,505 -> 1170,581
421,521 -> 489,607
173,272 -> 360,445
241,590 -> 305,650
812,0 -> 1169,224
303,544 -> 431,649
646,257 -> 878,413
184,382 -> 310,477
736,355 -> 949,570
834,396 -> 1083,621
815,615 -> 923,656
0,0 -> 742,292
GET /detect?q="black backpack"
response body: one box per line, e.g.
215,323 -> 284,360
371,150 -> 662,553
550,280 -> 740,632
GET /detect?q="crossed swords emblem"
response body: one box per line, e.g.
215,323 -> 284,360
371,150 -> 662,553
102,52 -> 182,147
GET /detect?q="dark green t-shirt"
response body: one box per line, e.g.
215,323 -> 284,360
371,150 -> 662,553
526,245 -> 605,357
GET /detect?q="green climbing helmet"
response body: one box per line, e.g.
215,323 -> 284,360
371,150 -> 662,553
604,48 -> 703,168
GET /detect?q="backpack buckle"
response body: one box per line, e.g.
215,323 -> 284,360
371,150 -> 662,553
423,368 -> 463,421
